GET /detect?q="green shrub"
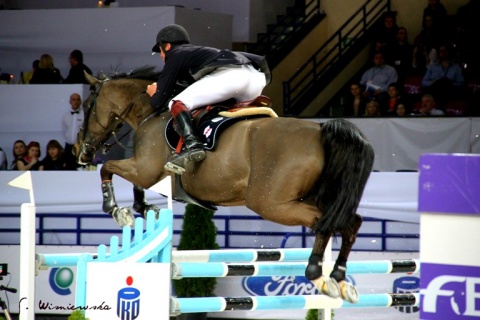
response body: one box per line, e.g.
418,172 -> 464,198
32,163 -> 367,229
67,310 -> 88,320
173,204 -> 219,297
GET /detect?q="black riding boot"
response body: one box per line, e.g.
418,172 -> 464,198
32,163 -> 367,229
165,109 -> 205,175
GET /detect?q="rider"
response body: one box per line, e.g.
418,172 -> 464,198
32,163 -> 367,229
146,24 -> 271,175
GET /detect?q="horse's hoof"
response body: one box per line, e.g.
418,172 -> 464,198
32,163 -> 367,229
311,276 -> 340,299
339,281 -> 359,303
144,205 -> 160,219
112,207 -> 135,227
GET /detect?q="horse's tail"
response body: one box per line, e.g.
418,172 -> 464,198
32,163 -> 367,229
314,119 -> 375,234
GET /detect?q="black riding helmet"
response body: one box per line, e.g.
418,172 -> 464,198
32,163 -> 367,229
151,24 -> 190,53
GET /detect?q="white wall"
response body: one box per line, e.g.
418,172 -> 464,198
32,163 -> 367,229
0,6 -> 233,82
2,0 -> 295,43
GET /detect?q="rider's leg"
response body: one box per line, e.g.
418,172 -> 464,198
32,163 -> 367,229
164,100 -> 205,174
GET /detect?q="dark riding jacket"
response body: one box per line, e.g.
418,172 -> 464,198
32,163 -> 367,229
150,44 -> 271,111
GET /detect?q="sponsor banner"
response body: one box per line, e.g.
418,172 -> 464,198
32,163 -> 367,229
420,262 -> 480,319
85,262 -> 170,320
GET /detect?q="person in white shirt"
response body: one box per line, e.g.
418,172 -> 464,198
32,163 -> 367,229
62,93 -> 84,169
419,94 -> 445,116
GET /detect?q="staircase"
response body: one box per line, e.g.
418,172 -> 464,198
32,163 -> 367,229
283,0 -> 391,117
246,0 -> 324,69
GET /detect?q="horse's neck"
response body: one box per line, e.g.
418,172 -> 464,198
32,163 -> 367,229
126,100 -> 156,130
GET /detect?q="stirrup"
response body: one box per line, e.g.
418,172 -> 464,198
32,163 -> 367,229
164,148 -> 206,175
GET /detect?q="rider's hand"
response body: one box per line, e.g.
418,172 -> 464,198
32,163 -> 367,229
146,83 -> 157,97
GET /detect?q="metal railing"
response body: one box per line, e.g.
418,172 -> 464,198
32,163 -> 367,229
283,0 -> 391,115
0,212 -> 418,252
247,0 -> 321,66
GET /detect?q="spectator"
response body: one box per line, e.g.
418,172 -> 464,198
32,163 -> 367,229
395,103 -> 408,117
17,141 -> 42,171
364,100 -> 382,116
422,44 -> 465,107
63,49 -> 92,84
360,52 -> 398,105
40,140 -> 67,170
373,12 -> 399,53
412,14 -> 445,75
62,93 -> 84,170
418,94 -> 445,115
0,147 -> 7,170
30,54 -> 63,84
383,82 -> 405,115
385,27 -> 414,85
21,59 -> 39,84
343,82 -> 367,117
423,0 -> 448,33
9,140 -> 27,170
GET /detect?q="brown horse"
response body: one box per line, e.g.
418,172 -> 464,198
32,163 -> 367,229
75,67 -> 374,303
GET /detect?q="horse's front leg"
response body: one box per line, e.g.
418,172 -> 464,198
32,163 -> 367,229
132,185 -> 160,219
100,159 -> 141,227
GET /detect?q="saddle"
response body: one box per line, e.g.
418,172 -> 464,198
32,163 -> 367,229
165,95 -> 276,152
165,95 -> 277,211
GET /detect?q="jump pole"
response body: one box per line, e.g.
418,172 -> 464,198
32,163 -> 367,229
8,172 -> 36,320
418,154 -> 480,319
171,293 -> 420,314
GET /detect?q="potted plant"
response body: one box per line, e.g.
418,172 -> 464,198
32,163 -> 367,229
174,204 -> 219,320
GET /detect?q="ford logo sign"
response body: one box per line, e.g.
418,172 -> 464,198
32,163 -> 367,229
242,276 -> 319,296
242,275 -> 356,296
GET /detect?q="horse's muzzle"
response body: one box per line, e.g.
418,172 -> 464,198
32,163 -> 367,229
75,142 -> 94,165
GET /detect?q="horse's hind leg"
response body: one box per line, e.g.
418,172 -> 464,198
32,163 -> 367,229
306,231 -> 341,299
132,185 -> 160,219
331,213 -> 363,303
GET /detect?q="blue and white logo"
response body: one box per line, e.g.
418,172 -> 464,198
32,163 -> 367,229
393,276 -> 420,314
420,263 -> 480,319
117,276 -> 140,320
242,275 -> 355,296
49,267 -> 74,296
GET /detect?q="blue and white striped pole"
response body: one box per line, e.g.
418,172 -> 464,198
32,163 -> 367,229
171,259 -> 420,278
170,293 -> 419,314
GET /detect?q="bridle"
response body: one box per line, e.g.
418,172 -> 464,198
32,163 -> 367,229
79,79 -> 147,159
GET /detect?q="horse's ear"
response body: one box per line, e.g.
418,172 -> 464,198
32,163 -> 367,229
84,71 -> 101,86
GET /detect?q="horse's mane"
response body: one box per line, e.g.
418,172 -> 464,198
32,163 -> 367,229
103,66 -> 161,82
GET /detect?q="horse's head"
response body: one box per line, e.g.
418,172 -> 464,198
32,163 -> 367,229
74,67 -> 162,165
74,73 -> 115,164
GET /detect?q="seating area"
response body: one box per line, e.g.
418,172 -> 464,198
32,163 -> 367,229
404,75 -> 479,116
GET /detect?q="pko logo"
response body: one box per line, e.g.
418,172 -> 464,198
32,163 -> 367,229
117,276 -> 140,320
420,263 -> 480,319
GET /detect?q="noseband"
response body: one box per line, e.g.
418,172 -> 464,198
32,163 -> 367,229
80,79 -> 146,157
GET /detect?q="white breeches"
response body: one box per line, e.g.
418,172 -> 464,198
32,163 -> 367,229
168,64 -> 267,110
